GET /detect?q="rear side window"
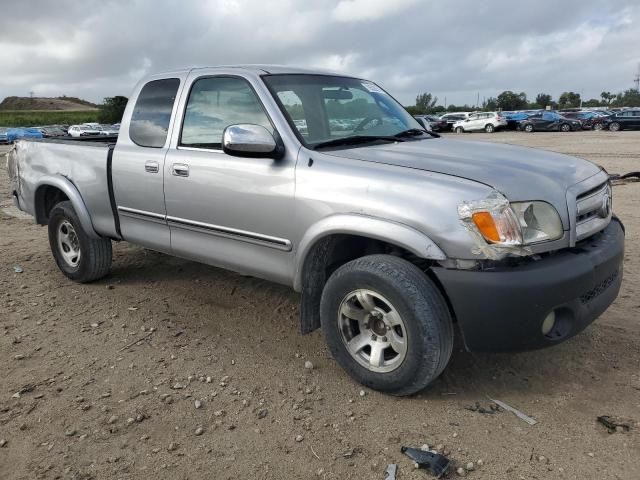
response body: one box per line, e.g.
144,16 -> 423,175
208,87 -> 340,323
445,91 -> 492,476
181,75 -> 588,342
129,78 -> 180,148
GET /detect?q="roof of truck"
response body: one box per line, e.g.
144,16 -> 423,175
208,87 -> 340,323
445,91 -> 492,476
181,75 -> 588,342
155,64 -> 347,76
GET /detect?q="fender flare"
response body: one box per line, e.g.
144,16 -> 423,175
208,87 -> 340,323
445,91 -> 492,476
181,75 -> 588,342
34,175 -> 100,239
293,213 -> 446,291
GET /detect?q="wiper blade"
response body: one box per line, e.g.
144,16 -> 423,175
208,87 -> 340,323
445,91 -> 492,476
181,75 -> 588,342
313,135 -> 402,150
395,128 -> 440,139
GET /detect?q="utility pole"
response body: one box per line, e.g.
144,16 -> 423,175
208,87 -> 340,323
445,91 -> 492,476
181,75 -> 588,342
634,63 -> 640,92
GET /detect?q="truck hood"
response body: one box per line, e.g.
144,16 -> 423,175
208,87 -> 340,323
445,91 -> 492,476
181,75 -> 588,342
323,137 -> 602,205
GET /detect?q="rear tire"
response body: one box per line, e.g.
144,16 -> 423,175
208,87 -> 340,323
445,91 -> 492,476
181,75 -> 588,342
524,124 -> 534,133
48,201 -> 112,282
560,123 -> 571,132
484,124 -> 495,133
320,255 -> 454,396
454,127 -> 464,134
609,122 -> 621,132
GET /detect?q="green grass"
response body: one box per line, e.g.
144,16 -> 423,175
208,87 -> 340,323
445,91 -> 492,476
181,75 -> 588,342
0,110 -> 100,127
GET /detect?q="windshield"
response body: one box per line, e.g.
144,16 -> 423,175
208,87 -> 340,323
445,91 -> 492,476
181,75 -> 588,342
263,74 -> 423,148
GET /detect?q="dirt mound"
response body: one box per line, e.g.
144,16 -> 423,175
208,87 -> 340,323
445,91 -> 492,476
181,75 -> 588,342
0,96 -> 98,111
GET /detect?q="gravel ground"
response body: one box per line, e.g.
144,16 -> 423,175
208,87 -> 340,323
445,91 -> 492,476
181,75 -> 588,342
1,130 -> 639,480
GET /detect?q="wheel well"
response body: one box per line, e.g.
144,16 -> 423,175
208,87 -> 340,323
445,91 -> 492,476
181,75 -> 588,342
299,234 -> 436,334
35,185 -> 69,225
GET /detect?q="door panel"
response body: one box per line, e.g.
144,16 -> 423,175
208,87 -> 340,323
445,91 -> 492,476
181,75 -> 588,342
163,74 -> 296,284
111,76 -> 184,252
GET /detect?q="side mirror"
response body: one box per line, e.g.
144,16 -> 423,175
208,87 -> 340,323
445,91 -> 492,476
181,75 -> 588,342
222,124 -> 282,159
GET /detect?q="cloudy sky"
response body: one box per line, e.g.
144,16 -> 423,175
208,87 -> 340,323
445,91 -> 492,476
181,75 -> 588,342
1,0 -> 639,106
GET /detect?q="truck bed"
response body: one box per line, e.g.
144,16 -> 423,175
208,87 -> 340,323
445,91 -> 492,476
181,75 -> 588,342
8,137 -> 120,238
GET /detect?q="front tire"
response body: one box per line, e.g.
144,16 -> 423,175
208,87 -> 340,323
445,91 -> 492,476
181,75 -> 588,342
320,255 -> 454,396
454,126 -> 464,134
609,122 -> 621,132
560,123 -> 571,132
48,201 -> 112,282
524,124 -> 534,133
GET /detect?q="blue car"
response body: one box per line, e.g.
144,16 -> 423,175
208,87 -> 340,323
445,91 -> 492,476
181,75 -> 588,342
501,111 -> 530,130
6,127 -> 44,142
0,127 -> 8,144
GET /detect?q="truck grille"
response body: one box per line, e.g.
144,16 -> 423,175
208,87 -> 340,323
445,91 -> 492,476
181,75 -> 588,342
575,182 -> 612,242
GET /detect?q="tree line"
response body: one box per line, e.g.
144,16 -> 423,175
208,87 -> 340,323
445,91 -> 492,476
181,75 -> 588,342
406,89 -> 640,115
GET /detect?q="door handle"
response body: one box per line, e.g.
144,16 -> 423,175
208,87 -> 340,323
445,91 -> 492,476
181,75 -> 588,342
145,160 -> 159,173
172,163 -> 189,177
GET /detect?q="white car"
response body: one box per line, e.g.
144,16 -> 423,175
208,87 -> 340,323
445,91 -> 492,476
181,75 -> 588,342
453,112 -> 508,133
68,125 -> 102,137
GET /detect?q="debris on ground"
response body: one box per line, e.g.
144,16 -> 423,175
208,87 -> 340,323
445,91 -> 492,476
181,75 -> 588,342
13,265 -> 23,273
487,396 -> 537,426
401,446 -> 450,478
464,401 -> 502,414
384,463 -> 397,480
597,415 -> 632,433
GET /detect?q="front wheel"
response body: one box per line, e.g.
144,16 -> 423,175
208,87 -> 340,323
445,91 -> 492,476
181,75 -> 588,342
454,126 -> 464,134
560,123 -> 571,132
320,255 -> 454,396
48,201 -> 112,282
609,122 -> 621,132
523,124 -> 534,132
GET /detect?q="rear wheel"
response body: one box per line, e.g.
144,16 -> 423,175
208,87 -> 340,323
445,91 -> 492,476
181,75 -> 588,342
594,123 -> 604,131
560,123 -> 571,132
454,126 -> 464,134
524,124 -> 534,133
609,122 -> 621,132
320,255 -> 454,396
48,201 -> 112,282
484,123 -> 495,133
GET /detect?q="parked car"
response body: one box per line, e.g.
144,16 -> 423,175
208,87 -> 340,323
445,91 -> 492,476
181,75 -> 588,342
414,115 -> 448,132
0,127 -> 8,144
68,125 -> 103,137
7,65 -> 624,396
452,112 -> 508,133
6,127 -> 43,142
562,112 -> 597,130
37,125 -> 68,137
519,111 -> 581,132
500,111 -> 530,130
439,112 -> 472,131
99,124 -> 120,136
601,109 -> 640,131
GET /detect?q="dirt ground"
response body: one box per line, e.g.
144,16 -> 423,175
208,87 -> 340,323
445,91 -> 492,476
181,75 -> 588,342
1,130 -> 639,480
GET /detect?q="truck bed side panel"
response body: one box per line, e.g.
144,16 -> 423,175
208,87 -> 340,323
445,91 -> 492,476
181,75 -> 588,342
11,139 -> 117,238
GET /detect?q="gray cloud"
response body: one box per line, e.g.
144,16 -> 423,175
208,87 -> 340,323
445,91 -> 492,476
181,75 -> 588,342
1,0 -> 638,106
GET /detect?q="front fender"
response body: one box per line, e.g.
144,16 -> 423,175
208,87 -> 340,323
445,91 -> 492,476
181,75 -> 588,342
35,175 -> 100,239
293,213 -> 446,291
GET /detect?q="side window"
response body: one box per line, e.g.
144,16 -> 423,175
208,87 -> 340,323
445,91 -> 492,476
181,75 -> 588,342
633,111 -> 640,117
542,112 -> 554,121
180,76 -> 273,148
130,78 -> 180,148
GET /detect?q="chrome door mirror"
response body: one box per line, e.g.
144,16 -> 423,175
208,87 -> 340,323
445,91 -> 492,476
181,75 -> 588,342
222,124 -> 281,158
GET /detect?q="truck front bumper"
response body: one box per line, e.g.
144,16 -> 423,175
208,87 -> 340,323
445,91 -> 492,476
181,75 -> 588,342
432,218 -> 624,352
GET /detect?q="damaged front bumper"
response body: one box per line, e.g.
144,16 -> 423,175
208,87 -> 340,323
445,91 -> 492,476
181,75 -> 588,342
432,217 -> 624,352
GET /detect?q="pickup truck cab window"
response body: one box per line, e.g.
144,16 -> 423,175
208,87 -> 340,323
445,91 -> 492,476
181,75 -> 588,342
180,76 -> 273,149
263,74 -> 422,147
129,78 -> 180,148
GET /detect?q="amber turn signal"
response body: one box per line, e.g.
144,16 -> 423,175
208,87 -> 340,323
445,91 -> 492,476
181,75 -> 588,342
471,211 -> 500,243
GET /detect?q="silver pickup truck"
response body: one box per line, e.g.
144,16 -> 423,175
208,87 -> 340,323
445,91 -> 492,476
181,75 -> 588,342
7,65 -> 624,395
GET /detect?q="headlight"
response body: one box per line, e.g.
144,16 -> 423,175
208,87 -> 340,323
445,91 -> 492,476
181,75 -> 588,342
510,201 -> 563,243
458,194 -> 563,248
